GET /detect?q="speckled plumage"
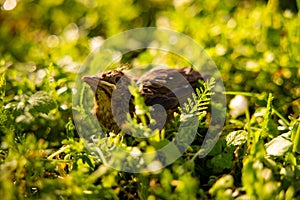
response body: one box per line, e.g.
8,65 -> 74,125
82,67 -> 202,132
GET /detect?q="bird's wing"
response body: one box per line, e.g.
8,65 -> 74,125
144,83 -> 196,110
137,67 -> 202,95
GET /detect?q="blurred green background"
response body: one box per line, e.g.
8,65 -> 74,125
0,0 -> 300,199
1,0 -> 299,140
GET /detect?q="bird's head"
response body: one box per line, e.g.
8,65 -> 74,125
82,69 -> 127,132
82,69 -> 125,96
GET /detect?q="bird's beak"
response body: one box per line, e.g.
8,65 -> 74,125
82,76 -> 116,93
82,76 -> 99,92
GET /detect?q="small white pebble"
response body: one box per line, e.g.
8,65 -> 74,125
246,61 -> 259,72
90,36 -> 104,51
229,95 -> 248,118
264,52 -> 275,63
147,160 -> 163,172
130,147 -> 142,157
216,44 -> 227,56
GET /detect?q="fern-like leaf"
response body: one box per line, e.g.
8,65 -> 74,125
28,91 -> 57,114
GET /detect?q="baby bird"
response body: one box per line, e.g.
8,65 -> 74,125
82,67 -> 202,132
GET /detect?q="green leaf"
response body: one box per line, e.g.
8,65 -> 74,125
226,130 -> 247,146
208,174 -> 234,197
0,72 -> 6,102
28,91 -> 56,114
208,151 -> 234,173
263,93 -> 278,138
265,133 -> 293,156
291,118 -> 300,154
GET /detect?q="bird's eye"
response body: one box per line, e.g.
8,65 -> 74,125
115,76 -> 121,82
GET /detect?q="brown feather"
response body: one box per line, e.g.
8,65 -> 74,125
82,67 -> 203,132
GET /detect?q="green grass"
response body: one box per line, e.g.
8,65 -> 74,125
0,0 -> 300,199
